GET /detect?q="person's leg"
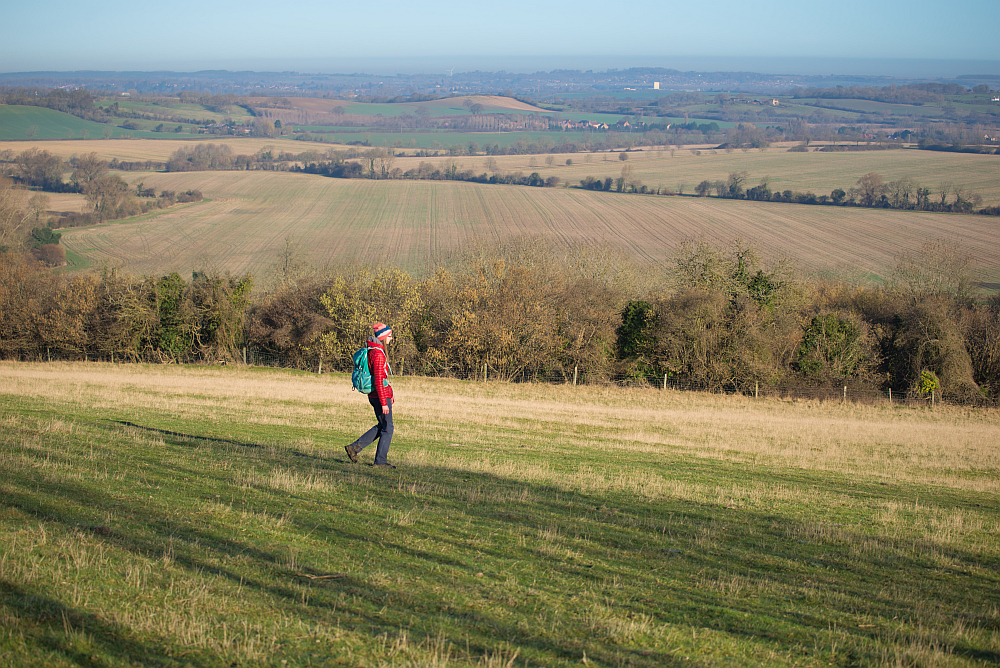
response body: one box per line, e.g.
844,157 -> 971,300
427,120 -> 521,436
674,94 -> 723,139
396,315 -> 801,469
372,398 -> 393,465
346,395 -> 383,459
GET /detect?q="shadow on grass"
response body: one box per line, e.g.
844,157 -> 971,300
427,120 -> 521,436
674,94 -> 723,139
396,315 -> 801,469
113,420 -> 263,450
2,417 -> 999,667
0,579 -> 215,668
111,419 -> 333,465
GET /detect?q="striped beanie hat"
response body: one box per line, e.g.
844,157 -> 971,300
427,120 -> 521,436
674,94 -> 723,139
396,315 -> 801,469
373,322 -> 392,340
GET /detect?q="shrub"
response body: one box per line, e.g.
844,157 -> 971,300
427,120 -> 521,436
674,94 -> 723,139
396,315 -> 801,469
32,244 -> 66,267
313,266 -> 422,369
796,311 -> 877,382
892,297 -> 981,401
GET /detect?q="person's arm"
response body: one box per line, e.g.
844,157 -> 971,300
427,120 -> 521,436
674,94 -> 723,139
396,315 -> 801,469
371,348 -> 391,412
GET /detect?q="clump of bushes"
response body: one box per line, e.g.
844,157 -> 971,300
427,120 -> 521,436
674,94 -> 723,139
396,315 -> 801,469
242,237 -> 998,402
1,236 -> 997,403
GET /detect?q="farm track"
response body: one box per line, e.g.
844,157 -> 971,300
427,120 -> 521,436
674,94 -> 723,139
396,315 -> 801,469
56,170 -> 1000,287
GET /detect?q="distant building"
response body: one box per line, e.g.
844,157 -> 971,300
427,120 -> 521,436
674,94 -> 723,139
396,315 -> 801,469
653,82 -> 660,90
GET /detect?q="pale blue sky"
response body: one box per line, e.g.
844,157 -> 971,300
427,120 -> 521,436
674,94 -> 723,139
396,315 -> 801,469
3,0 -> 998,76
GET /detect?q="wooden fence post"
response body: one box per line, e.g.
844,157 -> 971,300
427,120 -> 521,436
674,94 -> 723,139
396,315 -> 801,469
573,366 -> 578,386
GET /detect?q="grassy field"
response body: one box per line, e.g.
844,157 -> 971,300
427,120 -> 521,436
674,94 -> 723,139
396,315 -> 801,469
55,170 -> 1000,287
0,361 -> 998,667
0,107 -> 199,141
291,129 -> 609,150
96,99 -> 255,125
249,95 -> 562,119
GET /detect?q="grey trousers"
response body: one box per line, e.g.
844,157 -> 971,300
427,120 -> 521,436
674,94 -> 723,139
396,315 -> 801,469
349,395 -> 393,464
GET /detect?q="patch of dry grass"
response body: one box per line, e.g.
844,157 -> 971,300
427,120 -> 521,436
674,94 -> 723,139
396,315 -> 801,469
1,361 -> 998,667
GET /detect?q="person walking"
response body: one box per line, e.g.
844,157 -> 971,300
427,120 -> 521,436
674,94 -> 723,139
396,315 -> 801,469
345,322 -> 396,468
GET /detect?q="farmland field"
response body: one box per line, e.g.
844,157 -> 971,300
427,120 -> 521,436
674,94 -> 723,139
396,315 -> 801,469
56,170 -> 1000,287
4,136 -> 999,285
0,107 -> 198,141
1,361 -> 998,666
248,94 -> 551,118
6,137 -> 997,208
96,99 -> 255,125
0,138 -> 323,163
405,146 -> 1000,206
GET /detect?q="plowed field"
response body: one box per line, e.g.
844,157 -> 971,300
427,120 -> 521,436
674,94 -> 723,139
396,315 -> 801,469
59,171 -> 1000,288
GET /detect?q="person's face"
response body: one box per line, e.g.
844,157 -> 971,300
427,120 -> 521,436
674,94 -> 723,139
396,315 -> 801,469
383,333 -> 393,344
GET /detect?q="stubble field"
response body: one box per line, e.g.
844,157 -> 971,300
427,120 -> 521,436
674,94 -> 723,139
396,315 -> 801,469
56,170 -> 1000,286
478,147 -> 1000,207
6,139 -> 997,208
5,137 -> 999,284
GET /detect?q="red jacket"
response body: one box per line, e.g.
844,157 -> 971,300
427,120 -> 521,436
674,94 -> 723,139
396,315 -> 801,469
366,337 -> 393,407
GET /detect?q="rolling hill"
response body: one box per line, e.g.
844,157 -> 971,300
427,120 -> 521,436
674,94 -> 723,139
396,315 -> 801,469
57,170 -> 1000,288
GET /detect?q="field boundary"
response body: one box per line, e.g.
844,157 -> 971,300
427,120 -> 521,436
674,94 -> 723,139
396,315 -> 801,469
0,348 -> 938,407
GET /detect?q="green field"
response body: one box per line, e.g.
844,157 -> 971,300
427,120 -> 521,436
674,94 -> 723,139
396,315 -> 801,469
793,98 -> 949,119
0,106 -> 199,141
95,99 -> 254,125
1,361 -> 998,666
294,129 -> 610,149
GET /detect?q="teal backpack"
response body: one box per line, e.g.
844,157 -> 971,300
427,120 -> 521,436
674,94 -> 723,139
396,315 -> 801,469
351,345 -> 392,393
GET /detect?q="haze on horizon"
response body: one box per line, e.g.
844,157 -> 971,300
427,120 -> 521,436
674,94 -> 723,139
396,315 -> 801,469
3,0 -> 998,79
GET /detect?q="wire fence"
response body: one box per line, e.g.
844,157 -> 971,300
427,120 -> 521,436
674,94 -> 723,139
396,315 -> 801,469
1,346 -> 952,407
242,347 -> 941,407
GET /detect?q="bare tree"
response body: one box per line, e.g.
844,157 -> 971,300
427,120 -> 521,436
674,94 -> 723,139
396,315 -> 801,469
620,164 -> 635,191
727,171 -> 749,198
892,238 -> 975,299
365,148 -> 395,179
27,192 -> 50,226
15,148 -> 64,190
84,175 -> 131,222
886,176 -> 916,208
71,152 -> 109,188
939,182 -> 953,206
855,172 -> 887,207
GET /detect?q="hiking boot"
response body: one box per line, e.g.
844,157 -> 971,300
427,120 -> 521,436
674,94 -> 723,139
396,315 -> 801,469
344,445 -> 359,463
373,463 -> 396,469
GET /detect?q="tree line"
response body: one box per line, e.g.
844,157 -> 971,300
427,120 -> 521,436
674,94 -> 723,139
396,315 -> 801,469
790,83 -> 988,105
1,237 -> 997,404
0,151 -> 202,265
685,170 -> 996,215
